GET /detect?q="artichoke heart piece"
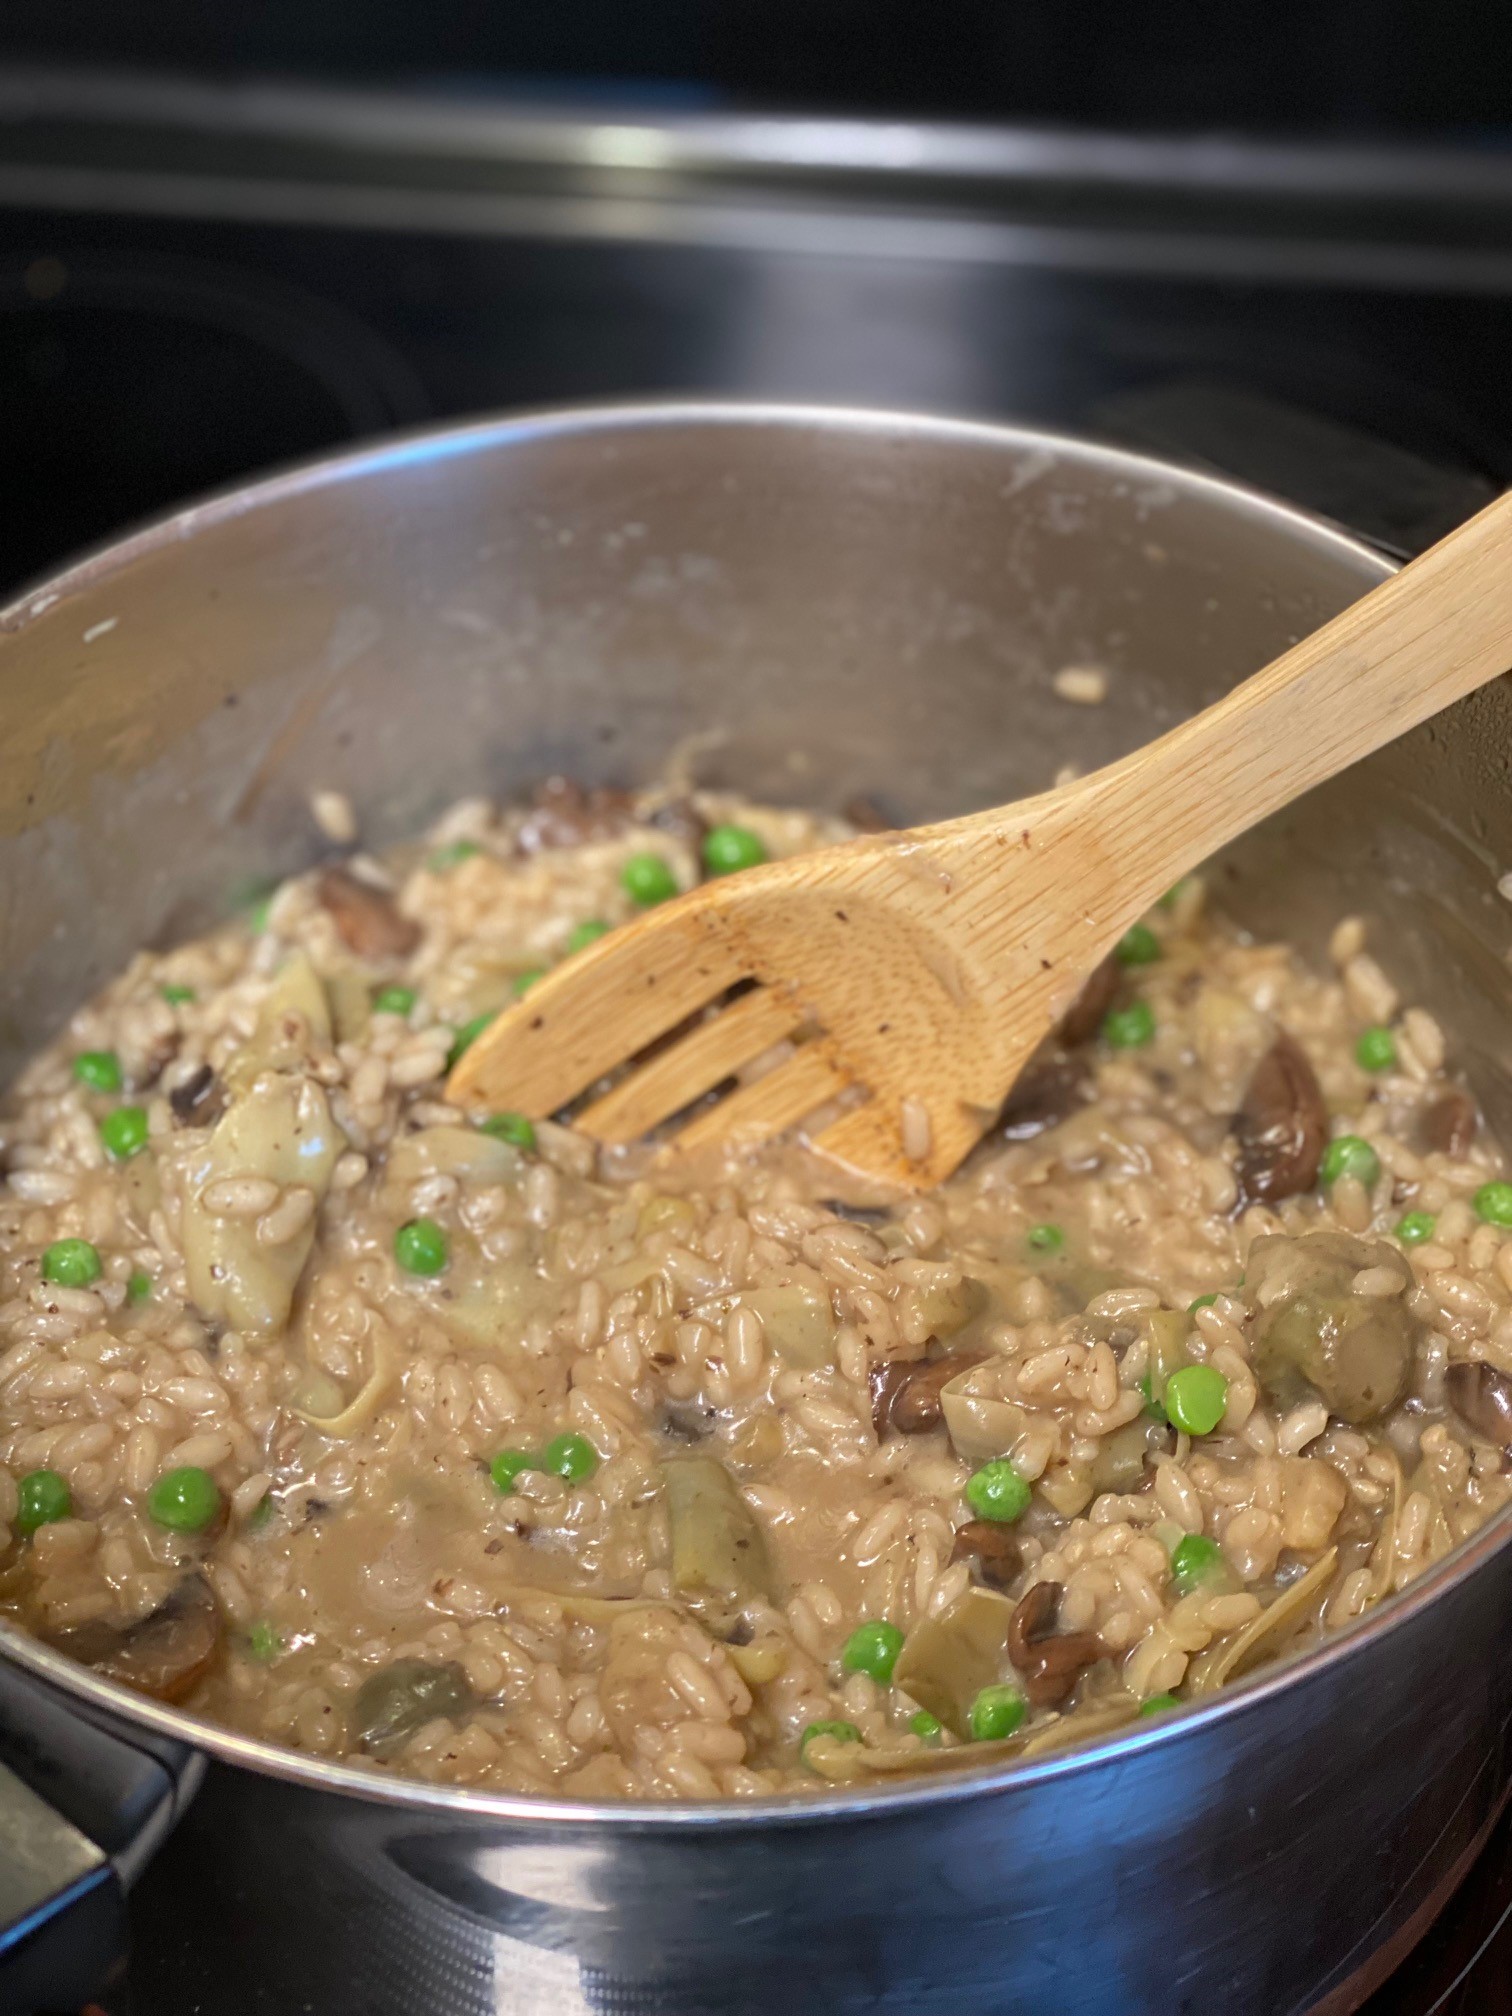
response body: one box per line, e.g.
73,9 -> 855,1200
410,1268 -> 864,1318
182,1072 -> 344,1336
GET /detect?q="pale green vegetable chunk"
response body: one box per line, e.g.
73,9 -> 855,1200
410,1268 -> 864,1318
663,1456 -> 776,1630
892,1585 -> 1014,1739
182,1072 -> 343,1335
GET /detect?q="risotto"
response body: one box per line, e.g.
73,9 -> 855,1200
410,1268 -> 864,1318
1,774 -> 1509,1800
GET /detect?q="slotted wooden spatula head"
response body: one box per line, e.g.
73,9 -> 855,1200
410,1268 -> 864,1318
446,796 -> 1110,1189
449,488 -> 1512,1186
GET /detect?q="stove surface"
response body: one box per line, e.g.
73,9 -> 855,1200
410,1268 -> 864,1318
8,76 -> 1512,2014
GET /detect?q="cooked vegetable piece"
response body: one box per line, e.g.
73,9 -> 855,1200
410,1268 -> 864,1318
373,984 -> 416,1016
948,1519 -> 1023,1590
51,1580 -> 222,1704
17,1469 -> 71,1534
226,952 -> 333,1093
872,1347 -> 989,1438
315,865 -> 420,958
148,1467 -> 222,1533
1247,1231 -> 1418,1424
1354,1027 -> 1397,1072
1116,923 -> 1160,967
703,825 -> 767,876
663,1457 -> 775,1628
41,1239 -> 100,1288
1474,1182 -> 1512,1228
1103,1000 -> 1155,1049
1187,1548 -> 1338,1695
1395,1212 -> 1435,1246
1006,1581 -> 1105,1706
1170,1533 -> 1230,1597
1320,1135 -> 1380,1190
182,1072 -> 343,1335
395,1219 -> 449,1276
841,1620 -> 905,1683
893,1584 -> 1015,1739
100,1106 -> 149,1161
741,1272 -> 836,1369
1421,1088 -> 1478,1158
622,853 -> 678,907
1233,1033 -> 1327,1205
940,1367 -> 1031,1465
481,1112 -> 536,1152
969,1684 -> 1026,1740
965,1459 -> 1031,1523
73,1050 -> 122,1092
1164,1365 -> 1228,1436
351,1659 -> 474,1756
1446,1360 -> 1512,1448
542,1433 -> 598,1483
490,1449 -> 537,1494
1088,1418 -> 1170,1493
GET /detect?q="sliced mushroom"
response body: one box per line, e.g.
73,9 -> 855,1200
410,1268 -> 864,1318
169,1063 -> 226,1129
1446,1360 -> 1512,1448
52,1580 -> 222,1704
316,866 -> 420,959
1420,1089 -> 1478,1159
517,776 -> 634,853
1007,1581 -> 1105,1707
998,1051 -> 1093,1141
1247,1230 -> 1419,1425
871,1347 -> 990,1438
648,796 -> 709,854
842,793 -> 894,834
350,1658 -> 474,1757
1233,1033 -> 1327,1205
949,1519 -> 1022,1589
661,1398 -> 717,1441
663,1456 -> 776,1630
1057,954 -> 1121,1048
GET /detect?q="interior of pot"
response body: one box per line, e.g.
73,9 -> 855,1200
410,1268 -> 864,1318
3,403 -> 1510,1140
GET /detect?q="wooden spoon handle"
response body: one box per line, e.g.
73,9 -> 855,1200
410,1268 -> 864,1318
1052,485 -> 1512,919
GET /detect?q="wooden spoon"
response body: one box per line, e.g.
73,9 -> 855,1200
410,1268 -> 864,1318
449,490 -> 1512,1189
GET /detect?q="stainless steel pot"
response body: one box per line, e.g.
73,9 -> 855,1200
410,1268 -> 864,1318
1,404 -> 1510,2016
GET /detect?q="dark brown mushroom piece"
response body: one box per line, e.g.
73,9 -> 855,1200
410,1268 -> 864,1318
50,1579 -> 222,1704
169,1062 -> 227,1129
647,796 -> 709,856
842,794 -> 894,834
1420,1089 -> 1479,1160
660,1397 -> 717,1442
949,1519 -> 1023,1590
350,1658 -> 475,1758
1007,1581 -> 1105,1707
1247,1229 -> 1420,1424
1056,953 -> 1122,1048
1232,1032 -> 1327,1205
316,866 -> 421,959
1446,1360 -> 1512,1448
871,1347 -> 989,1438
517,776 -> 634,853
998,1050 -> 1093,1141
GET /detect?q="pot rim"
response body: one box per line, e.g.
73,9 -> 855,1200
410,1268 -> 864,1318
3,395 -> 1459,1831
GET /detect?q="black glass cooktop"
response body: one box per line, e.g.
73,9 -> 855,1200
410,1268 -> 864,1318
7,70 -> 1512,2015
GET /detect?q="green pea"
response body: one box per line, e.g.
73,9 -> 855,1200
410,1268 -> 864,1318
159,984 -> 196,1005
840,1619 -> 905,1683
1138,1374 -> 1169,1426
566,919 -> 610,953
447,1013 -> 494,1070
248,1493 -> 275,1531
16,1469 -> 72,1535
1170,1533 -> 1226,1596
126,1269 -> 153,1306
621,852 -> 679,907
1164,1364 -> 1228,1436
73,1050 -> 122,1093
100,1105 -> 149,1161
1116,923 -> 1160,966
512,969 -> 546,998
1354,1026 -> 1397,1072
246,1621 -> 282,1662
1188,1293 -> 1219,1313
1395,1211 -> 1436,1246
1158,881 -> 1189,911
965,1459 -> 1031,1524
395,1219 -> 448,1277
1140,1693 -> 1180,1717
481,1112 -> 536,1153
800,1719 -> 860,1767
1103,1000 -> 1155,1049
909,1709 -> 942,1741
1027,1223 -> 1064,1253
1320,1135 -> 1381,1191
147,1466 -> 222,1533
428,839 -> 481,871
372,985 -> 416,1016
703,825 -> 768,876
968,1684 -> 1026,1742
1475,1182 -> 1512,1228
41,1239 -> 101,1288
541,1432 -> 598,1484
489,1449 -> 538,1495
247,895 -> 274,934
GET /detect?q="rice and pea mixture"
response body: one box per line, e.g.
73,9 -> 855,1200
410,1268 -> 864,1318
2,775 -> 1510,1799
